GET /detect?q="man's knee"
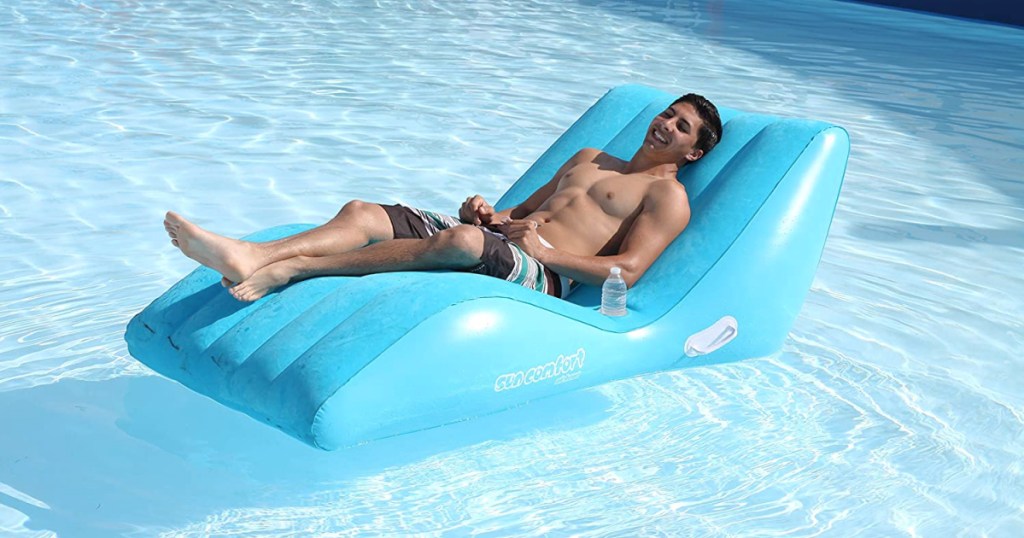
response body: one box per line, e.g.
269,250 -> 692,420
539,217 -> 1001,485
329,200 -> 394,242
335,199 -> 378,219
432,225 -> 484,262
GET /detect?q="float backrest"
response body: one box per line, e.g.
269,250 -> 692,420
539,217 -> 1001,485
496,84 -> 839,320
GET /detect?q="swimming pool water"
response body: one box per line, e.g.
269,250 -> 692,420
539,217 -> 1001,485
1,0 -> 1022,535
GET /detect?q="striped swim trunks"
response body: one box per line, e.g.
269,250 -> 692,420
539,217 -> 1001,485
381,204 -> 566,298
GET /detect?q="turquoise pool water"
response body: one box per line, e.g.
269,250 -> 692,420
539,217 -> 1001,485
2,0 -> 1022,535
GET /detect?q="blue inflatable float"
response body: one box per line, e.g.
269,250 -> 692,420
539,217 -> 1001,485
125,85 -> 849,450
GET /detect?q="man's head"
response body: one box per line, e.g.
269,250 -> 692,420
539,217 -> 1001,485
644,93 -> 723,168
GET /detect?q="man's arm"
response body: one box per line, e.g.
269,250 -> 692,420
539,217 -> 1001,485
530,180 -> 690,288
461,148 -> 599,224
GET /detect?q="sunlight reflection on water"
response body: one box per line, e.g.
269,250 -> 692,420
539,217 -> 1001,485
1,0 -> 1022,535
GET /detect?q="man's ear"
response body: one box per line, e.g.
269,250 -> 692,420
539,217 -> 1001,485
685,148 -> 704,163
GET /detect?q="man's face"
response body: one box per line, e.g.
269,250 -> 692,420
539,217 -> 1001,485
644,102 -> 705,164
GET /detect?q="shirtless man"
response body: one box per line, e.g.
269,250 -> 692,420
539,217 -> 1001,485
163,93 -> 722,302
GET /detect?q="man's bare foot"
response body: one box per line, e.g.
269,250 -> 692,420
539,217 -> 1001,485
164,211 -> 263,283
229,260 -> 298,302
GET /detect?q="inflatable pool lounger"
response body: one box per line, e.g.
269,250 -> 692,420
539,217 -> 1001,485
125,84 -> 849,449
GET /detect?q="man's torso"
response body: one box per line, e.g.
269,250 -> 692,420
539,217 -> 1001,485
518,150 -> 684,256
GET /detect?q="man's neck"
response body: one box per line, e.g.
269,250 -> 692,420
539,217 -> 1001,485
622,152 -> 680,179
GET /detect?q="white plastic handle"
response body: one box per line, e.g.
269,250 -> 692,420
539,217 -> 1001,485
685,316 -> 738,357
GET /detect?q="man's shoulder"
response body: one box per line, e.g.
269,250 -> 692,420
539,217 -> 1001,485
570,148 -> 633,173
643,176 -> 688,199
575,147 -> 604,159
567,147 -> 606,166
642,179 -> 690,223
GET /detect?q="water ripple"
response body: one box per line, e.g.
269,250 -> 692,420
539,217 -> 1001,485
1,0 -> 1022,535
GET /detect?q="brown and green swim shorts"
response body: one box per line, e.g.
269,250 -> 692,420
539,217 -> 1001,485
381,204 -> 565,298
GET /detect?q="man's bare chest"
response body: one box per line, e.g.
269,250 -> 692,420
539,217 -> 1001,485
554,166 -> 650,218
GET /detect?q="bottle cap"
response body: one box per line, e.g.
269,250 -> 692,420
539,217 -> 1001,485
610,267 -> 621,275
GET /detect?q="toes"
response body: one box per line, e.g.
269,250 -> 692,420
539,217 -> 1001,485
171,239 -> 179,247
232,286 -> 262,302
230,286 -> 250,301
165,211 -> 186,229
173,211 -> 188,224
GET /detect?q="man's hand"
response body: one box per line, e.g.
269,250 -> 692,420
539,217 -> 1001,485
459,195 -> 496,226
499,218 -> 549,259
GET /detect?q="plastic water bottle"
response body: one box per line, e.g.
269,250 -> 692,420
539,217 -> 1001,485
600,267 -> 627,316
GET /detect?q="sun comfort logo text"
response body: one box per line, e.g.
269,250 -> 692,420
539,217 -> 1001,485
493,348 -> 586,392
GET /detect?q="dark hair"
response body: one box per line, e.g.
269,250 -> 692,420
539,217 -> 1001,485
672,93 -> 722,156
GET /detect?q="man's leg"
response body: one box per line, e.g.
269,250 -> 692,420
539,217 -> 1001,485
229,225 -> 486,302
163,200 -> 395,283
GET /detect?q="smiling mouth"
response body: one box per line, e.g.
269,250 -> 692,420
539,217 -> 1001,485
652,129 -> 668,145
